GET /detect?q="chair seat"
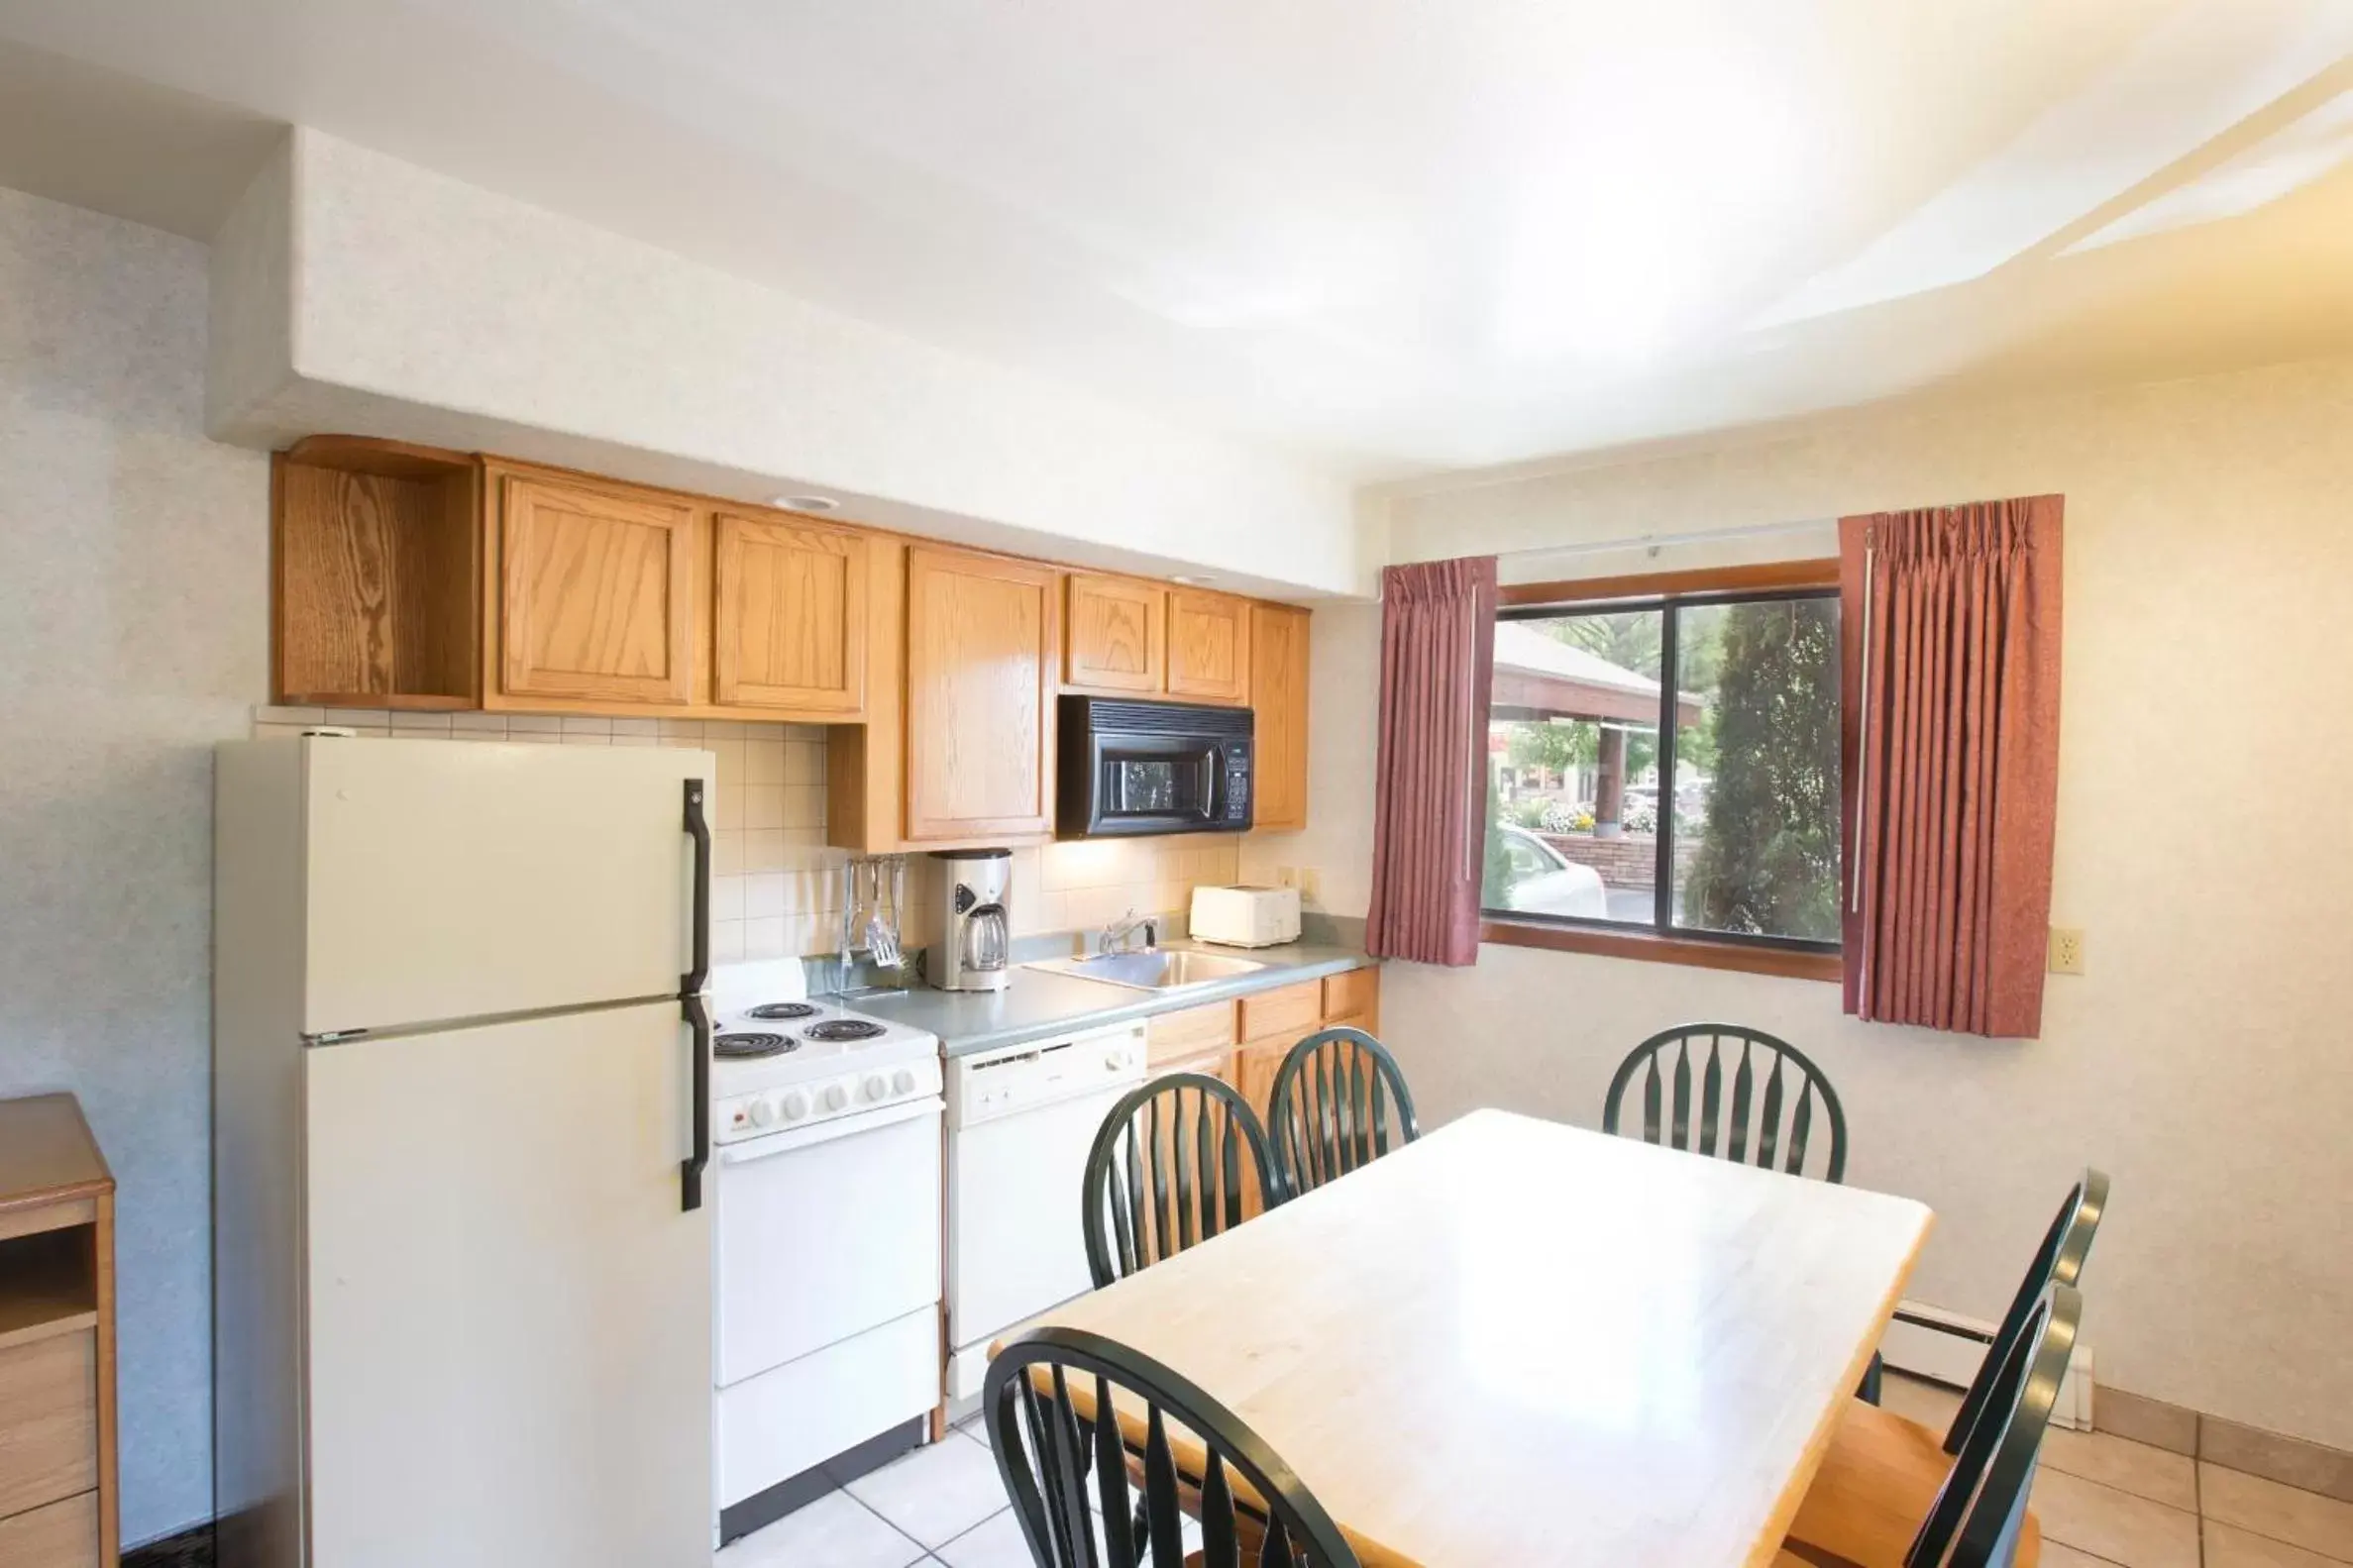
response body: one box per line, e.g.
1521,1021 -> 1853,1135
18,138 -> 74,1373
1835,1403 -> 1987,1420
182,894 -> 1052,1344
1787,1400 -> 2043,1568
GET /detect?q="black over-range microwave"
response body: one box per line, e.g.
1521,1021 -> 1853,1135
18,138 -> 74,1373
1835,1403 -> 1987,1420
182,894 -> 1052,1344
1056,696 -> 1254,838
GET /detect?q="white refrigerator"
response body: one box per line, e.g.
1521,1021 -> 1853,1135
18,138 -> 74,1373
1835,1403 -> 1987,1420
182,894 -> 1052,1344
213,735 -> 717,1568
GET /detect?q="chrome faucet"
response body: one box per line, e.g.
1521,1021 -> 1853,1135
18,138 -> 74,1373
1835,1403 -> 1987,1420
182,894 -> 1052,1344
1097,908 -> 1159,957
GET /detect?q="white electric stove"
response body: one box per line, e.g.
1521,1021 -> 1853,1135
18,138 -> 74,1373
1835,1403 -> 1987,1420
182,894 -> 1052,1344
706,960 -> 945,1543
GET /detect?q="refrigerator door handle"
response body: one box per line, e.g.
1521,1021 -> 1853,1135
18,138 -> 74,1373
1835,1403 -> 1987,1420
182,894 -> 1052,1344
681,993 -> 711,1211
681,778 -> 713,1211
683,779 -> 711,998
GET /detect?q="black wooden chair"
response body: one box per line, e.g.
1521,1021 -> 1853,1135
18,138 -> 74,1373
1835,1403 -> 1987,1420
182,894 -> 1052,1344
985,1324 -> 1361,1568
1266,1027 -> 1420,1199
1902,1283 -> 2081,1568
1603,1024 -> 1849,1182
1787,1170 -> 2106,1565
1082,1074 -> 1279,1291
1941,1168 -> 2107,1452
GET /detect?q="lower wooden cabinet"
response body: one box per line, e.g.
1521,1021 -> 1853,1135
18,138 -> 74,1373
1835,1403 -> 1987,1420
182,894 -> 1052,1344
0,1096 -> 117,1568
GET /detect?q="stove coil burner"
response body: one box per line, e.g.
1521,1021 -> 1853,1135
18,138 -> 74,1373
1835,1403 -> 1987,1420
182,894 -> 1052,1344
711,1031 -> 796,1060
802,1019 -> 887,1044
744,1001 -> 819,1021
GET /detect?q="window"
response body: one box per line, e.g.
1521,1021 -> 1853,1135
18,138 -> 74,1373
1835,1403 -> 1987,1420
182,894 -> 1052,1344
1480,568 -> 1843,974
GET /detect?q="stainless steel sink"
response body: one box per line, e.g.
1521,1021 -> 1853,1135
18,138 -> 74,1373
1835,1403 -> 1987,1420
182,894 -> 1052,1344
1023,948 -> 1270,992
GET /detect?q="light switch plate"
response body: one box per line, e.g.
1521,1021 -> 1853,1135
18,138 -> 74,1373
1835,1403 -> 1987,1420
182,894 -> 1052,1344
1299,868 -> 1323,901
2048,927 -> 2086,976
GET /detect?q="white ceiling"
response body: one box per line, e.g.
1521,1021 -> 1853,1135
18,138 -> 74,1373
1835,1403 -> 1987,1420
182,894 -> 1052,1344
4,0 -> 2352,481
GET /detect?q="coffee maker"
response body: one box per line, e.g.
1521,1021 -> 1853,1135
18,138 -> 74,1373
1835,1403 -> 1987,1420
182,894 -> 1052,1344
931,848 -> 1012,992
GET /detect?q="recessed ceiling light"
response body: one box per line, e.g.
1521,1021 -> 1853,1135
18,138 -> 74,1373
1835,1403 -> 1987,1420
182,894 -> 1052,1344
769,493 -> 839,513
1171,573 -> 1216,584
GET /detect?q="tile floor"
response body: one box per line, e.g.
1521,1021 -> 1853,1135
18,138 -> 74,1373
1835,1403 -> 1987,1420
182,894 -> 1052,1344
715,1414 -> 1202,1568
718,1379 -> 2353,1567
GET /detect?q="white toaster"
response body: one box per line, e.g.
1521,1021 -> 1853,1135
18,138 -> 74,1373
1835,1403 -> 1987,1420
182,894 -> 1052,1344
1188,885 -> 1302,948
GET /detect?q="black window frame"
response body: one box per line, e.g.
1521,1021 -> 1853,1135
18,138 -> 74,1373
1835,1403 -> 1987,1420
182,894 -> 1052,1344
1483,582 -> 1843,960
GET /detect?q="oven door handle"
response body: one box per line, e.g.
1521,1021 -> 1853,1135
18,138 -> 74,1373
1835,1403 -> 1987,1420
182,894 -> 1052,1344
717,1098 -> 942,1164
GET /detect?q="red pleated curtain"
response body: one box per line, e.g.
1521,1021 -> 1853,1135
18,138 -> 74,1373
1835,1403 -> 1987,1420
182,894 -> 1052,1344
1842,497 -> 2063,1037
1366,557 -> 1498,966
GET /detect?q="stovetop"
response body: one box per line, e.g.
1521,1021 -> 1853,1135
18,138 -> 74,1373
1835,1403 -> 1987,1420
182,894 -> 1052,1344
706,958 -> 940,1119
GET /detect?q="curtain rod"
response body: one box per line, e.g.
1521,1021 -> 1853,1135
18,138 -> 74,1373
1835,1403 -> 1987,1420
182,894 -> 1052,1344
1494,516 -> 1835,563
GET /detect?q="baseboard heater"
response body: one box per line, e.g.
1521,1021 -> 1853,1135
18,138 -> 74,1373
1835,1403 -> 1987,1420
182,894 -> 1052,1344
1878,1299 -> 2093,1430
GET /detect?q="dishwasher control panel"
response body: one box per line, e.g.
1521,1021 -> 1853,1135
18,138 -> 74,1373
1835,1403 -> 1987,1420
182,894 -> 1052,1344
947,1021 -> 1147,1127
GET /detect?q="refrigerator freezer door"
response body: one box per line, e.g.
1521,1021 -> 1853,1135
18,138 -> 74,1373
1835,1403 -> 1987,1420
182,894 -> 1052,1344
302,738 -> 710,1035
304,1002 -> 711,1568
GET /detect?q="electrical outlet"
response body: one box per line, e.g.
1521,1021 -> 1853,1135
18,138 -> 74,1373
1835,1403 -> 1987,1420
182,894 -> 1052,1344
2048,926 -> 2086,976
1299,868 -> 1323,902
1274,867 -> 1298,889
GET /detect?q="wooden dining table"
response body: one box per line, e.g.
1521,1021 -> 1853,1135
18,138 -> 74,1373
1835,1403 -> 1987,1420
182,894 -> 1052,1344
999,1108 -> 1934,1568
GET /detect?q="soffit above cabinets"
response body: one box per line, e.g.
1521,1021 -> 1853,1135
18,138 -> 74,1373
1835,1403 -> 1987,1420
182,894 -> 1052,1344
9,2 -> 2353,478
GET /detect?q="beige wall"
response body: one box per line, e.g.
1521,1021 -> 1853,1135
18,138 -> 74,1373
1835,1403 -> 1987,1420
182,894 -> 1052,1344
0,185 -> 269,1543
1317,358 -> 2353,1450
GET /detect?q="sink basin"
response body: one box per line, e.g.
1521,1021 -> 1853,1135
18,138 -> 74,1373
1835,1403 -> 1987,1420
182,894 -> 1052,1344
1024,948 -> 1270,992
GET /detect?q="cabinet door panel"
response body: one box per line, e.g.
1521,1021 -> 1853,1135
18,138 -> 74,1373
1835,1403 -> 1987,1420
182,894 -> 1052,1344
712,513 -> 868,714
1167,589 -> 1250,704
1064,574 -> 1165,693
1249,602 -> 1311,830
905,546 -> 1059,840
498,475 -> 695,705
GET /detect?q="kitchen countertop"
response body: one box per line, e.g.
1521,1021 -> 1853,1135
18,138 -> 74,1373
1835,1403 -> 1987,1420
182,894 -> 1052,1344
839,940 -> 1377,1057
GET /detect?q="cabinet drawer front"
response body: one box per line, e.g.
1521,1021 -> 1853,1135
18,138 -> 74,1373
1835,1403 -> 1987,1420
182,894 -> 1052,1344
0,1490 -> 97,1568
712,513 -> 869,714
1237,981 -> 1322,1046
0,1330 -> 96,1518
1321,968 -> 1379,1024
1145,1001 -> 1237,1065
1148,1046 -> 1230,1084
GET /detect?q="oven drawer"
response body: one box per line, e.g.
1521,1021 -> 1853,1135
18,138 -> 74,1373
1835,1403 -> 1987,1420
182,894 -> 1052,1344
715,1307 -> 939,1509
714,1100 -> 942,1389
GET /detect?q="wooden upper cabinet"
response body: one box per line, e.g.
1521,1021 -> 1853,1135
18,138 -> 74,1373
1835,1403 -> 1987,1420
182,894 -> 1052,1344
1167,588 -> 1251,704
904,545 -> 1060,841
1064,573 -> 1166,694
1250,601 -> 1311,831
712,512 -> 868,714
493,471 -> 695,706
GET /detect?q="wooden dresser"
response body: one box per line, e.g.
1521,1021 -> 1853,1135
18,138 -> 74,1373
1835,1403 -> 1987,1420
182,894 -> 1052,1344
0,1096 -> 116,1567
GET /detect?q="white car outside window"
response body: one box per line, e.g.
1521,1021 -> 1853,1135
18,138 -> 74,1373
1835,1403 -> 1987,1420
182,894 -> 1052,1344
1494,826 -> 1610,919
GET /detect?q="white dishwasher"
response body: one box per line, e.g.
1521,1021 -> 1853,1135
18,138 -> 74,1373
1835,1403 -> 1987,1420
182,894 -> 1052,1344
945,1020 -> 1147,1399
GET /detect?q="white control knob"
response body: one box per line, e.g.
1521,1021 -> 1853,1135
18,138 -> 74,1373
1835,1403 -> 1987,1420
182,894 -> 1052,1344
779,1091 -> 809,1122
892,1068 -> 916,1096
860,1073 -> 888,1102
1105,1051 -> 1125,1071
823,1083 -> 849,1112
747,1098 -> 776,1127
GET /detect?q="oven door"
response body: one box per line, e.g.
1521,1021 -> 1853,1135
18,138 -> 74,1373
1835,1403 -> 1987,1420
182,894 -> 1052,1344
713,1098 -> 942,1389
1087,733 -> 1224,835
